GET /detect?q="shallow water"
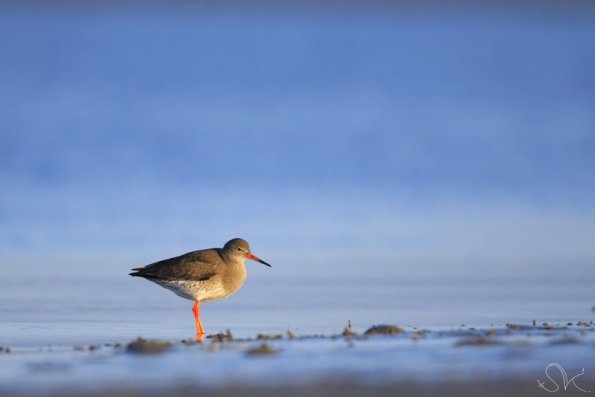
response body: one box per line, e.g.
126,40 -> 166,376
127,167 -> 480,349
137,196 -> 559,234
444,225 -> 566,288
1,274 -> 593,347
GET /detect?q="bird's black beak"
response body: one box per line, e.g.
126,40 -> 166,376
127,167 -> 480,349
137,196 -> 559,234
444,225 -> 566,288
247,253 -> 272,267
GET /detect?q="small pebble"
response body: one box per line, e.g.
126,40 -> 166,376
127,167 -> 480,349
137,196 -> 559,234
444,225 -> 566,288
455,336 -> 503,346
415,329 -> 430,337
257,333 -> 283,340
246,343 -> 278,356
207,329 -> 234,342
343,320 -> 357,337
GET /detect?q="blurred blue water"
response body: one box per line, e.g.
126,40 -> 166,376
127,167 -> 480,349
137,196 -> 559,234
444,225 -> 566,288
0,3 -> 594,345
2,5 -> 594,192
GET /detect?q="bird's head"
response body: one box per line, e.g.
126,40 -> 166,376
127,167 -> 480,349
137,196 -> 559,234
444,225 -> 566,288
223,238 -> 271,267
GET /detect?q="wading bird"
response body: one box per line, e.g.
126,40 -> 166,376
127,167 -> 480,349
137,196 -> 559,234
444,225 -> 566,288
130,238 -> 271,341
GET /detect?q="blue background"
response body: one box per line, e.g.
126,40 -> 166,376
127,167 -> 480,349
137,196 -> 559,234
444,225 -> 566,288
1,2 -> 594,282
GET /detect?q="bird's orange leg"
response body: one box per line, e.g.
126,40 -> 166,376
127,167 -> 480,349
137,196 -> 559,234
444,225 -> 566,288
192,300 -> 205,342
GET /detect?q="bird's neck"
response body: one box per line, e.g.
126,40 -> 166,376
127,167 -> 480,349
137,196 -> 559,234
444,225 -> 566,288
221,251 -> 245,267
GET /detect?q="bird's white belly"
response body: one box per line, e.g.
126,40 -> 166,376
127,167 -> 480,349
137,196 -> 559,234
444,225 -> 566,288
152,279 -> 228,302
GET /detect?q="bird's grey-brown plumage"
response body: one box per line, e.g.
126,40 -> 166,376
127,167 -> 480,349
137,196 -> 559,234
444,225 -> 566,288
130,238 -> 270,302
130,250 -> 221,282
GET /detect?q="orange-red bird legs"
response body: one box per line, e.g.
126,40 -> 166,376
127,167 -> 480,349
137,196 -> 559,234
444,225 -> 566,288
192,300 -> 205,342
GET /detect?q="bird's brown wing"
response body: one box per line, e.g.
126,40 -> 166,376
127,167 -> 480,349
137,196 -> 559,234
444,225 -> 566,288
129,249 -> 222,282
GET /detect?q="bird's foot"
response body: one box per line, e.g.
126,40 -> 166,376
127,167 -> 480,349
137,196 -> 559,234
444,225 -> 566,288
195,333 -> 205,343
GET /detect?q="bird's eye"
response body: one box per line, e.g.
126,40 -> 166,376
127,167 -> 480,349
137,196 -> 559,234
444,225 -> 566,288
237,248 -> 242,252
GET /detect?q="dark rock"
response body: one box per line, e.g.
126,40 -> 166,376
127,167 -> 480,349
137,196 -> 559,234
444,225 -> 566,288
364,325 -> 404,336
126,337 -> 172,354
246,343 -> 278,356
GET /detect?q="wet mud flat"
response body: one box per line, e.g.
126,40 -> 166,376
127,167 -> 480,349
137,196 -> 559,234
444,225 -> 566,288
22,379 -> 595,397
1,321 -> 594,397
